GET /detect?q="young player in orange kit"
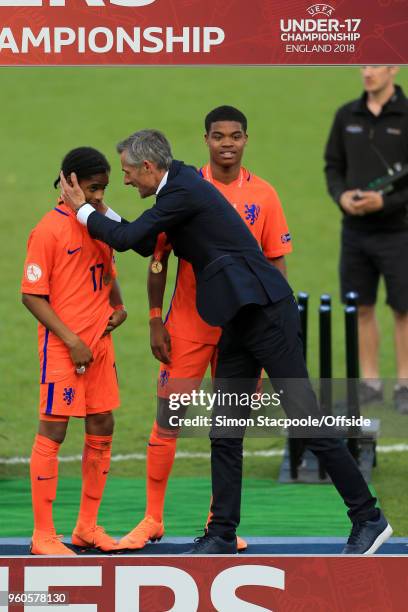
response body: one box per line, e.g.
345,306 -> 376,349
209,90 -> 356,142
118,106 -> 293,551
21,147 -> 127,555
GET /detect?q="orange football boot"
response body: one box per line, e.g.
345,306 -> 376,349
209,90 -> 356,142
117,515 -> 164,550
72,524 -> 118,552
31,530 -> 76,556
236,536 -> 248,552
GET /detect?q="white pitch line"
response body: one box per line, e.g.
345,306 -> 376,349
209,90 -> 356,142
0,444 -> 407,465
376,443 -> 408,453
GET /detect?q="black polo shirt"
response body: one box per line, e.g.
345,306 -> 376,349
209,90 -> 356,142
324,85 -> 408,232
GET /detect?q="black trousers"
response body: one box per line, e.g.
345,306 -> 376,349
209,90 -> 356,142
207,295 -> 378,540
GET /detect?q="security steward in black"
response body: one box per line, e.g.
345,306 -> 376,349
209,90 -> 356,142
325,73 -> 408,412
325,84 -> 408,231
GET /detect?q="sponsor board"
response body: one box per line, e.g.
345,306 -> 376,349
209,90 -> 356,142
0,0 -> 407,64
0,556 -> 407,610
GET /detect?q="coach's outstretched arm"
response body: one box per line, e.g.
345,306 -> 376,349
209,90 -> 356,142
82,206 -> 159,256
60,171 -> 191,256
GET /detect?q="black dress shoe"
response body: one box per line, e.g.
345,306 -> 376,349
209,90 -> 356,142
184,534 -> 237,555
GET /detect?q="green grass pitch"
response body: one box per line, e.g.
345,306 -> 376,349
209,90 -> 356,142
0,67 -> 407,535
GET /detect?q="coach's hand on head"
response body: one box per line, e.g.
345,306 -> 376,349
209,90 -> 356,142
60,171 -> 87,211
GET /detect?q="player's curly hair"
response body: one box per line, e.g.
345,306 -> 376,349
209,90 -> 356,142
53,147 -> 110,188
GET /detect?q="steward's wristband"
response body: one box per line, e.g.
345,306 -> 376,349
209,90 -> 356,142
149,307 -> 162,320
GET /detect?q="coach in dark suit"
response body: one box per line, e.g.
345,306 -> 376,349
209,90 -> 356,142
61,129 -> 391,555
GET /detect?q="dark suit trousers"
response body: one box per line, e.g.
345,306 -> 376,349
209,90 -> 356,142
207,295 -> 378,540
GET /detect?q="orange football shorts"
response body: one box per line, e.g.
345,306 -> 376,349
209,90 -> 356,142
39,334 -> 119,418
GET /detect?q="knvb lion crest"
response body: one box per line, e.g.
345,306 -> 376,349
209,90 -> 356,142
244,204 -> 260,226
306,4 -> 335,16
159,370 -> 170,387
63,387 -> 76,406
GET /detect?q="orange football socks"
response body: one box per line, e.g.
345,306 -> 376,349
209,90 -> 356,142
145,421 -> 177,522
76,434 -> 112,527
30,434 -> 60,533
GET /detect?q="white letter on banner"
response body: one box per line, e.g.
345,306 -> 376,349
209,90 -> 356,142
88,27 -> 114,53
202,27 -> 224,52
111,0 -> 156,6
50,0 -> 105,6
24,566 -> 101,612
211,566 -> 285,612
0,28 -> 19,52
0,1 -> 41,6
54,27 -> 76,53
165,27 -> 190,52
21,28 -> 51,53
143,27 -> 163,52
192,26 -> 201,52
115,566 -> 199,612
0,567 -> 9,612
78,27 -> 86,52
117,27 -> 141,53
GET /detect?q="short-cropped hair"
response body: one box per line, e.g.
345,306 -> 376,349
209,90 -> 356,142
116,129 -> 173,170
205,106 -> 247,133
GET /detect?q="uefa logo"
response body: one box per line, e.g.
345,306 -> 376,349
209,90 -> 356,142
306,4 -> 335,17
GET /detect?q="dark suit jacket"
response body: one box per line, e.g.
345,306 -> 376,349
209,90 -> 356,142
87,160 -> 292,326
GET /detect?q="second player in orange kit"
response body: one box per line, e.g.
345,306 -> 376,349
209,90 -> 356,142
118,106 -> 292,551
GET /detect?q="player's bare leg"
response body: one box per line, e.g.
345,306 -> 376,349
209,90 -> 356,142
118,422 -> 247,551
117,420 -> 170,550
358,305 -> 383,403
72,411 -> 118,552
393,309 -> 408,413
119,346 -> 248,551
30,417 -> 76,555
358,305 -> 380,378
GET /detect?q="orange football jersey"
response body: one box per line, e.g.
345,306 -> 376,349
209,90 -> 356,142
21,203 -> 116,383
165,165 -> 292,344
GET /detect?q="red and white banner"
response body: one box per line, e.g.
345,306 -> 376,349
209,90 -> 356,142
0,0 -> 407,65
0,556 -> 407,610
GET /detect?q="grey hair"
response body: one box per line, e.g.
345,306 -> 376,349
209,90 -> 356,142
116,129 -> 173,170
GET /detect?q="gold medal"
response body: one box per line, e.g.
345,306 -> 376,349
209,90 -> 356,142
151,260 -> 163,274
